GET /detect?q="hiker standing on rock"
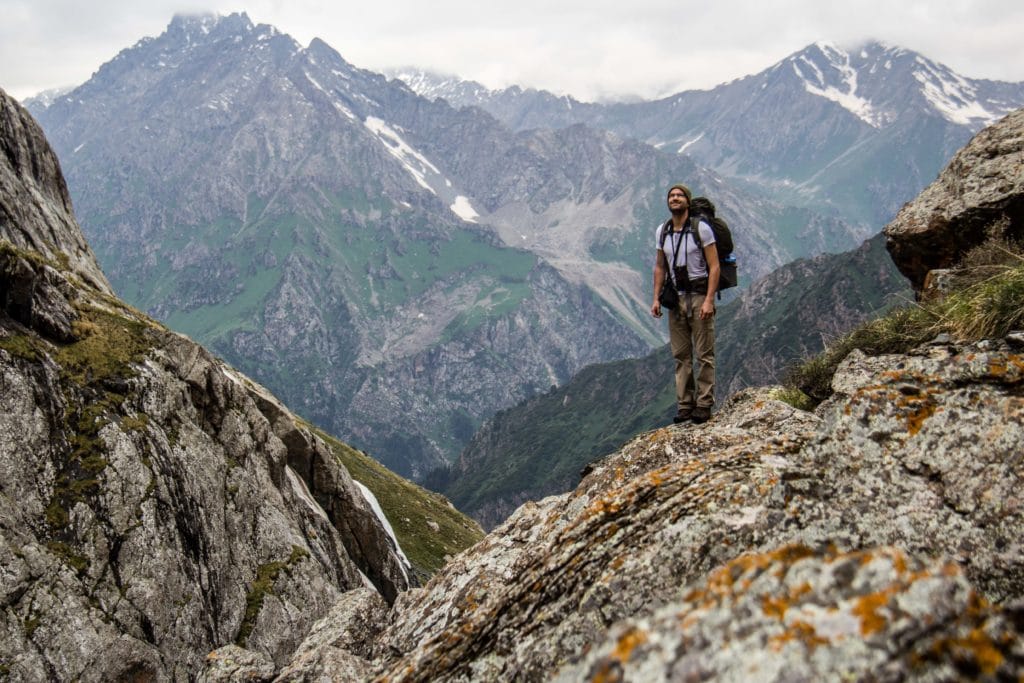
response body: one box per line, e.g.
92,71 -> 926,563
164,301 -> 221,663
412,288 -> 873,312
650,183 -> 720,424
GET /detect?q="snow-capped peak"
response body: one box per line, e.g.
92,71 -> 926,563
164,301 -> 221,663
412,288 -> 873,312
790,43 -> 889,128
386,68 -> 494,106
784,40 -> 1018,130
910,55 -> 1000,126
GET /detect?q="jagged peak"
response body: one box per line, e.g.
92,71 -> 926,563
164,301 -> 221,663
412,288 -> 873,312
167,11 -> 253,36
161,12 -> 296,52
777,39 -> 1015,128
306,36 -> 358,73
786,41 -> 889,128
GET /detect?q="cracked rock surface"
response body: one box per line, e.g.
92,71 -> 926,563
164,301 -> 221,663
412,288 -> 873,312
238,335 -> 1022,681
1,87 -> 409,681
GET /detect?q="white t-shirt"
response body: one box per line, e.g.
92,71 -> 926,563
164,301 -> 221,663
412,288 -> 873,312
656,219 -> 716,288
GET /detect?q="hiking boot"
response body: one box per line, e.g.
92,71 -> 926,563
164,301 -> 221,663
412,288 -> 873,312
673,408 -> 693,424
691,406 -> 711,424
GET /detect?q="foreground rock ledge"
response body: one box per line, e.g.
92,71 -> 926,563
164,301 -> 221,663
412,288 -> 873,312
208,334 -> 1024,681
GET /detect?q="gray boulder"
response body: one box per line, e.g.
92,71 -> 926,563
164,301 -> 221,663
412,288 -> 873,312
885,107 -> 1024,291
556,545 -> 1024,682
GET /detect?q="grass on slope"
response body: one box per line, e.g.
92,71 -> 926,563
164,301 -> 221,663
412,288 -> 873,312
312,426 -> 484,580
786,237 -> 1024,404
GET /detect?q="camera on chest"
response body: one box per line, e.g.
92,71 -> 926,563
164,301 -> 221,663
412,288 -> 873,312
673,266 -> 690,290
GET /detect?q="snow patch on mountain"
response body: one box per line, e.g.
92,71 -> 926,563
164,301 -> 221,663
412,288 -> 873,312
678,133 -> 703,154
303,72 -> 356,120
912,57 -> 1000,126
387,68 -> 496,107
451,196 -> 479,223
364,116 -> 441,193
793,45 -> 888,128
354,481 -> 411,584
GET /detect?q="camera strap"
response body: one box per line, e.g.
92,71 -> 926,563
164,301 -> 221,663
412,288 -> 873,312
660,220 -> 684,289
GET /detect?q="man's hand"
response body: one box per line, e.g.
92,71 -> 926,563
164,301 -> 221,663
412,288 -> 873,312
699,299 -> 715,320
651,300 -> 663,318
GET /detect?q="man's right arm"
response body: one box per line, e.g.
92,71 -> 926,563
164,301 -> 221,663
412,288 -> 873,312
651,249 -> 667,318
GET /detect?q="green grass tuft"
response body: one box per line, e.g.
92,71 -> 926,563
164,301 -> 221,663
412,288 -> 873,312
0,334 -> 40,362
55,306 -> 154,387
786,239 -> 1024,405
768,386 -> 816,412
235,545 -> 309,647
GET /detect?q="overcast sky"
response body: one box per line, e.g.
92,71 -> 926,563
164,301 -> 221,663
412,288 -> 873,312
3,0 -> 1024,102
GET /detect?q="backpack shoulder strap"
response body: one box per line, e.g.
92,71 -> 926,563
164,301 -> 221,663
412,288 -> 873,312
658,219 -> 673,249
689,215 -> 705,248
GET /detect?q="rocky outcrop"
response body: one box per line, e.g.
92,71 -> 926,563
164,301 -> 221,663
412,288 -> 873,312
555,545 -> 1023,682
0,87 -> 415,680
0,89 -> 110,294
885,108 -> 1024,291
210,330 -> 1024,680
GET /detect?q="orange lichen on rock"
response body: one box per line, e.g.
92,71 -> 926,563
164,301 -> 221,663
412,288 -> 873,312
852,586 -> 899,636
762,595 -> 788,620
646,469 -> 666,487
984,353 -> 1024,377
761,580 -> 812,621
769,620 -> 830,651
892,552 -> 908,574
905,399 -> 938,436
611,627 -> 648,663
587,495 -> 625,518
648,429 -> 671,444
694,546 -> 817,608
588,627 -> 649,683
930,627 -> 1006,676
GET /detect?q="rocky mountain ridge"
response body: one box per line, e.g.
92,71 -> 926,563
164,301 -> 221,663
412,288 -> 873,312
0,86 -> 481,681
207,333 -> 1024,680
398,41 -> 1024,228
0,94 -> 109,294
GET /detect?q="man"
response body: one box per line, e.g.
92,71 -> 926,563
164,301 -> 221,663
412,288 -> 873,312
650,183 -> 720,424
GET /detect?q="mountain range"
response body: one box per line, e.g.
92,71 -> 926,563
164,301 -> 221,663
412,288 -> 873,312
24,13 -> 883,479
395,40 -> 1024,228
25,15 -> 1024,486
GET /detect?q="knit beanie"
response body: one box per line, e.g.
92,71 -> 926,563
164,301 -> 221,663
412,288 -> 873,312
667,183 -> 692,203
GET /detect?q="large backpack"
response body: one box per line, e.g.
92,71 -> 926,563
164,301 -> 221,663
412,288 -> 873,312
689,196 -> 733,256
688,196 -> 737,292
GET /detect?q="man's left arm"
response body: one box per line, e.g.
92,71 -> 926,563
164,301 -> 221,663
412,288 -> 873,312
701,228 -> 720,320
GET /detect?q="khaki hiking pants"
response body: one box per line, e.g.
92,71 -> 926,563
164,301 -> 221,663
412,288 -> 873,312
668,291 -> 715,411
